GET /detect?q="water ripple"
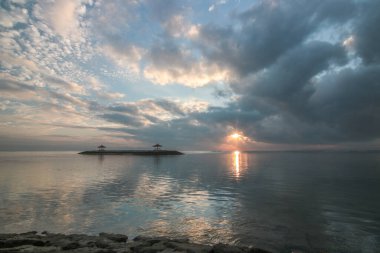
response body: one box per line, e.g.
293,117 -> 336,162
1,152 -> 380,252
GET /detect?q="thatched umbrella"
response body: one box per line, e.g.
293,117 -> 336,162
98,144 -> 106,151
152,144 -> 162,150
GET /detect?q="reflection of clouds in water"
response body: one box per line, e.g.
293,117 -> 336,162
1,152 -> 380,252
133,173 -> 175,204
131,171 -> 237,244
0,153 -> 243,240
0,154 -> 138,233
139,188 -> 235,244
0,155 -> 124,195
145,216 -> 235,245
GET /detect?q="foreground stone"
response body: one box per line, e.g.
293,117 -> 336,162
0,232 -> 272,253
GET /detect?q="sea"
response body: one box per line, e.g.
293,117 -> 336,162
0,151 -> 379,252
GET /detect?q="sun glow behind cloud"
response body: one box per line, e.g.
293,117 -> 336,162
230,133 -> 241,139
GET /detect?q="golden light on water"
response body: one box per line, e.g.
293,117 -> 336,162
231,150 -> 250,179
234,151 -> 240,177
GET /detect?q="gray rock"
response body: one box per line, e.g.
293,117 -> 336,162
212,243 -> 247,253
248,248 -> 272,253
95,250 -> 118,253
0,239 -> 46,248
99,233 -> 128,243
95,239 -> 111,249
133,236 -> 167,244
134,241 -> 168,253
61,241 -> 81,250
0,232 -> 272,253
19,231 -> 38,237
164,241 -> 212,253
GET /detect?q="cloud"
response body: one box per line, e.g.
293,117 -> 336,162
208,0 -> 227,12
44,76 -> 85,94
143,40 -> 230,87
1,0 -> 380,151
163,14 -> 190,38
33,0 -> 89,40
353,0 -> 380,64
310,65 -> 380,141
143,0 -> 184,23
237,41 -> 347,113
101,113 -> 144,128
105,99 -> 208,124
103,44 -> 145,74
121,0 -> 380,148
0,2 -> 28,28
196,0 -> 355,77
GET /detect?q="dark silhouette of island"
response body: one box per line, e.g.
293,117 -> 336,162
79,144 -> 183,156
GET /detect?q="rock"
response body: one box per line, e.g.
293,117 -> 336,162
61,241 -> 81,250
0,232 -> 273,253
95,249 -> 118,253
99,233 -> 128,243
0,245 -> 60,252
19,231 -> 38,237
170,238 -> 190,244
164,241 -> 212,253
0,239 -> 46,248
212,243 -> 247,253
95,239 -> 112,249
133,236 -> 166,244
248,248 -> 272,253
134,241 -> 168,253
0,234 -> 17,240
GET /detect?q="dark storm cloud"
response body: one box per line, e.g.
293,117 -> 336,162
310,65 -> 380,141
197,0 -> 355,76
237,41 -> 347,118
353,0 -> 380,64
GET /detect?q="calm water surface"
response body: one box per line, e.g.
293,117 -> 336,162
0,151 -> 379,252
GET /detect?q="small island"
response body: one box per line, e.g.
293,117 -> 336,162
79,144 -> 184,156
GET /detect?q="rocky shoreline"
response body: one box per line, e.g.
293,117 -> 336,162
0,231 -> 271,253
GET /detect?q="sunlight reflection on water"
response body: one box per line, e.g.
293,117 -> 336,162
231,151 -> 249,179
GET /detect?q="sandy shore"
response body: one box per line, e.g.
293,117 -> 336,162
0,231 -> 272,253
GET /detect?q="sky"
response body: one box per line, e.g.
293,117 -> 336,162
0,0 -> 380,151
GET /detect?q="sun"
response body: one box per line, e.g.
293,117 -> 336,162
230,132 -> 241,139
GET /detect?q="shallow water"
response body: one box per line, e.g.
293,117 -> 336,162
0,151 -> 379,252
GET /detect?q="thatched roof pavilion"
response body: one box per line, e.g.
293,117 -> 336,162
97,144 -> 106,151
152,144 -> 162,150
